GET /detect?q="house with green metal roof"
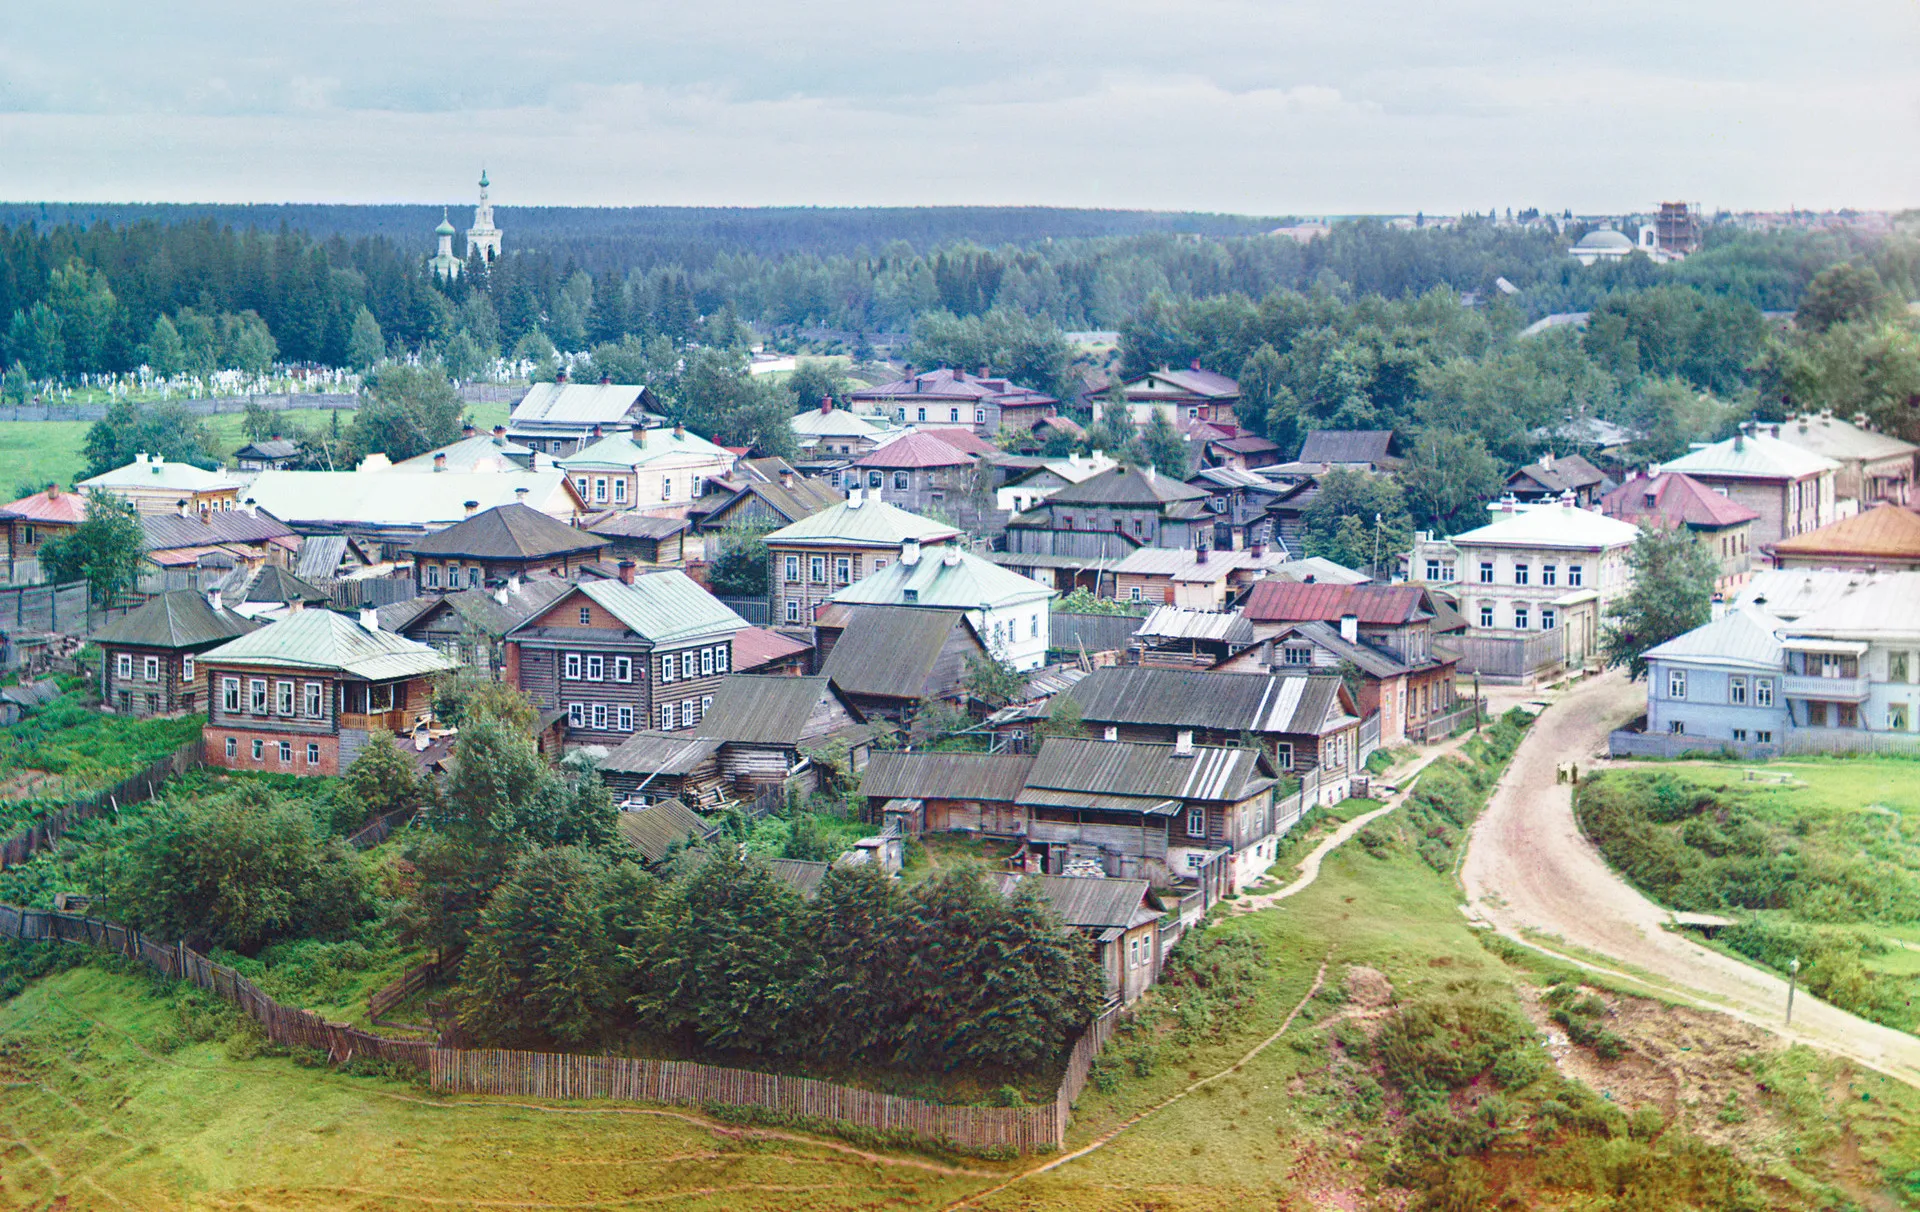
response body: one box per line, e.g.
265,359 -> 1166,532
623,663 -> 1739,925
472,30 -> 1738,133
829,541 -> 1055,670
557,423 -> 737,513
92,589 -> 258,718
80,453 -> 246,516
198,605 -> 457,777
763,488 -> 959,626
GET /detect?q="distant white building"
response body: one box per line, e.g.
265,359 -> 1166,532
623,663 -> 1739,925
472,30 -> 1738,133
466,169 -> 502,263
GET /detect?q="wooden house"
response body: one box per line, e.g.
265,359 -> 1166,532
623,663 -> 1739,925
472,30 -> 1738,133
377,579 -> 574,679
842,433 -> 978,515
859,750 -> 1038,835
689,457 -> 844,534
730,626 -> 812,676
92,589 -> 257,717
583,512 -> 690,565
406,502 -> 610,594
615,797 -> 720,866
600,731 -> 728,807
692,674 -> 870,795
1,485 -> 88,584
991,873 -> 1166,1007
816,604 -> 989,721
763,489 -> 958,627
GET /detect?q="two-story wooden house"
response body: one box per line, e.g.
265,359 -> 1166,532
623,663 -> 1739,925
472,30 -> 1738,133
93,589 -> 258,717
1000,465 -> 1212,592
849,367 -> 1057,435
688,457 -> 842,536
763,489 -> 958,626
405,502 -> 610,595
199,606 -> 457,776
557,424 -> 736,514
504,568 -> 749,744
1117,367 -> 1241,428
0,485 -> 89,584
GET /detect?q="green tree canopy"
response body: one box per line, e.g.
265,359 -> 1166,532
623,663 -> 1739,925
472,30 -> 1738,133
1398,429 -> 1501,535
346,306 -> 386,371
39,489 -> 146,604
350,363 -> 465,462
1601,526 -> 1720,679
1300,469 -> 1414,578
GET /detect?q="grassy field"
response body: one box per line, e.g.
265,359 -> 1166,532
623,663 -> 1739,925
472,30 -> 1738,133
0,399 -> 516,494
1580,758 -> 1920,1034
0,691 -> 205,834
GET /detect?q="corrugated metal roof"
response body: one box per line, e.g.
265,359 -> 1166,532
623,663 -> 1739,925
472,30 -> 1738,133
408,503 -> 610,560
731,626 -> 812,671
1068,666 -> 1351,736
601,730 -> 724,776
578,572 -> 747,644
1734,569 -> 1888,620
1643,606 -> 1786,670
1775,414 -> 1919,463
831,547 -> 1054,611
392,433 -> 534,472
850,432 -> 975,469
1263,557 -> 1370,586
1023,736 -> 1273,804
791,406 -> 889,438
1049,611 -> 1146,654
510,383 -> 653,426
616,799 -> 719,864
240,565 -> 331,605
1136,607 -> 1257,645
860,750 -> 1038,802
1783,572 -> 1920,639
763,495 -> 959,548
1601,472 -> 1760,529
142,511 -> 296,552
991,873 -> 1160,930
1128,368 -> 1240,399
90,590 -> 258,649
200,607 -> 457,680
1661,432 -> 1840,481
81,456 -> 244,492
585,511 -> 692,539
821,606 -> 983,700
693,675 -> 852,745
3,487 -> 88,524
559,427 -> 733,471
1110,547 -> 1289,581
1241,582 -> 1433,625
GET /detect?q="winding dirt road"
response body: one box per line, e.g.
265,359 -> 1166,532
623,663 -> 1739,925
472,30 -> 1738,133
1461,669 -> 1920,1086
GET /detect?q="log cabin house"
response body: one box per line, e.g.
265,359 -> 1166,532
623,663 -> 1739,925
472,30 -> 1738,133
992,873 -> 1166,1007
93,589 -> 257,717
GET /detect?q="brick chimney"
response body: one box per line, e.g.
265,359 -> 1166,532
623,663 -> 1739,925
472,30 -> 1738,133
600,373 -> 611,385
433,452 -> 447,472
901,538 -> 921,566
632,425 -> 647,447
207,587 -> 222,613
462,423 -> 476,439
492,425 -> 507,438
779,465 -> 795,489
820,396 -> 833,414
618,559 -> 637,585
555,368 -> 569,384
674,423 -> 685,440
463,500 -> 480,517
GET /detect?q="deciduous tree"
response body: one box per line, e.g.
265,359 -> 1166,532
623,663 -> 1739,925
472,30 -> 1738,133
1601,526 -> 1719,679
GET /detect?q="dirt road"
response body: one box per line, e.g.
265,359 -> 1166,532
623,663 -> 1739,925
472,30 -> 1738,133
1461,669 -> 1920,1086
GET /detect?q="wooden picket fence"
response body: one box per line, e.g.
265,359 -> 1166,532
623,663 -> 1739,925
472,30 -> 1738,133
0,738 -> 203,868
0,897 -> 1125,1154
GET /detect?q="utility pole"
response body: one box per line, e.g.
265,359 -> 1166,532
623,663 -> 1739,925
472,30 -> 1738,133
1786,957 -> 1800,1025
1473,672 -> 1482,734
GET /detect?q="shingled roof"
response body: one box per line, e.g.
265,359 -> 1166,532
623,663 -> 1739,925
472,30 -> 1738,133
407,503 -> 610,561
1297,431 -> 1396,465
90,589 -> 258,650
820,606 -> 985,700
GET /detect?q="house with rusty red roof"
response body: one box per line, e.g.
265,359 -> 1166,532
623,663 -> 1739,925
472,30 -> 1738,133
1601,471 -> 1759,589
1,485 -> 89,583
1119,367 -> 1242,428
849,368 -> 1058,436
844,432 -> 977,514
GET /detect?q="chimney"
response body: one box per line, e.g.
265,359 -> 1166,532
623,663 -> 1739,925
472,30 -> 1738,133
1195,542 -> 1208,565
555,368 -> 569,384
462,424 -> 476,439
674,423 -> 685,440
1541,451 -> 1554,470
243,498 -> 257,517
176,498 -> 189,517
207,587 -> 223,613
514,487 -> 529,502
942,547 -> 961,567
464,499 -> 480,517
779,466 -> 795,489
847,487 -> 864,507
820,395 -> 833,414
591,424 -> 604,440
1340,614 -> 1358,643
492,425 -> 507,438
1189,357 -> 1201,371
901,538 -> 921,566
1251,524 -> 1269,559
618,559 -> 637,585
600,373 -> 611,385
493,581 -> 509,606
1174,728 -> 1195,756
508,572 -> 521,595
359,606 -> 379,632
433,452 -> 448,472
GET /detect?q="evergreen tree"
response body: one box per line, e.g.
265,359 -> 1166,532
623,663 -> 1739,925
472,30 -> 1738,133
588,269 -> 630,345
142,314 -> 185,376
798,864 -> 907,1055
1140,410 -> 1192,478
345,305 -> 386,371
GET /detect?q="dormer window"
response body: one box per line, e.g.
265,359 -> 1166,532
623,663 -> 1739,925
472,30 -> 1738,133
902,589 -> 918,603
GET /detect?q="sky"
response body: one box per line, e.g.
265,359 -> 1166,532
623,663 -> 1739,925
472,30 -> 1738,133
3,0 -> 1916,214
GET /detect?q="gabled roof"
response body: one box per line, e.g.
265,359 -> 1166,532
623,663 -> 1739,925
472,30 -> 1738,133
200,607 -> 457,680
917,428 -> 1001,458
860,750 -> 1038,802
1109,546 -> 1289,582
1775,414 -> 1919,464
81,455 -> 243,493
3,487 -> 88,524
1773,503 -> 1920,561
850,432 -> 975,469
558,573 -> 747,645
1507,453 -> 1608,494
1188,466 -> 1283,492
1241,581 -> 1434,626
407,503 -> 610,561
1263,557 -> 1371,586
1643,606 -> 1786,672
140,510 -> 297,552
1784,572 -> 1920,640
1660,432 -> 1840,482
693,675 -> 859,745
696,458 -> 844,528
293,534 -> 376,581
383,579 -> 574,638
90,589 -> 258,649
850,368 -> 1055,407
1274,622 -> 1410,678
991,873 -> 1160,935
600,730 -> 725,777
791,405 -> 889,439
1135,607 -> 1258,646
831,547 -> 1054,611
615,799 -> 719,864
1021,737 -> 1275,807
731,626 -> 812,671
1066,667 -> 1355,736
584,511 -> 692,540
509,382 -> 654,426
1600,472 -> 1760,530
239,565 -> 331,605
820,606 -> 984,700
1445,504 -> 1640,550
1734,569 -> 1889,620
1044,465 -> 1209,508
764,857 -> 831,899
1127,368 -> 1240,399
392,432 -> 534,473
558,426 -> 732,471
1298,431 -> 1395,465
234,439 -> 301,460
763,494 -> 958,548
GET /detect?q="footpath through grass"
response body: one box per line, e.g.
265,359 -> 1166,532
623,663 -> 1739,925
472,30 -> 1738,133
1580,758 -> 1920,1035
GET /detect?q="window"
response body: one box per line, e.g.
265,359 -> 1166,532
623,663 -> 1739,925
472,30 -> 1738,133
1733,729 -> 1748,741
949,407 -> 960,423
682,697 -> 697,726
1031,615 -> 1039,638
1478,561 -> 1495,584
617,705 -> 634,731
893,471 -> 908,490
661,654 -> 677,682
1285,645 -> 1313,665
367,683 -> 394,712
276,680 -> 294,715
1892,704 -> 1910,731
586,655 -> 605,681
916,407 -> 927,422
225,737 -> 237,759
1728,676 -> 1747,705
1129,585 -> 1142,603
304,682 -> 323,718
593,477 -> 608,502
579,606 -> 592,625
1755,678 -> 1774,707
810,556 -> 826,583
614,656 -> 632,682
467,566 -> 480,588
565,653 -> 582,680
1567,564 -> 1584,588
1425,559 -> 1442,581
591,703 -> 608,729
277,741 -> 291,764
141,655 -> 160,682
868,470 -> 883,489
567,702 -> 584,726
1513,563 -> 1530,586
715,646 -> 729,673
701,694 -> 713,716
613,479 -> 626,503
1894,652 -> 1912,683
975,408 -> 986,424
1540,607 -> 1556,631
1513,604 -> 1529,629
873,558 -> 887,572
661,476 -> 673,501
251,739 -> 264,760
1668,720 -> 1686,735
835,556 -> 852,583
784,555 -> 800,582
1755,730 -> 1773,743
1186,808 -> 1206,838
660,703 -> 677,729
115,653 -> 133,679
574,476 -> 589,498
700,648 -> 714,676
1668,669 -> 1688,699
1276,742 -> 1294,770
426,564 -> 441,589
307,743 -> 320,766
1479,604 -> 1494,628
786,599 -> 800,623
222,677 -> 240,712
21,526 -> 32,545
182,656 -> 194,683
249,679 -> 268,713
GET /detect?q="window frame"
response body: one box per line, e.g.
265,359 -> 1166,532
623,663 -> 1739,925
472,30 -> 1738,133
1728,675 -> 1747,705
222,677 -> 240,712
564,653 -> 582,680
1478,561 -> 1495,584
304,681 -> 324,718
784,555 -> 800,582
586,654 -> 605,681
617,705 -> 633,731
714,646 -> 729,673
661,653 -> 677,683
660,702 -> 677,730
307,743 -> 320,766
809,555 -> 826,584
249,678 -> 268,714
276,680 -> 295,715
1754,678 -> 1774,707
115,652 -> 133,679
591,703 -> 608,729
614,655 -> 632,682
700,647 -> 714,676
225,736 -> 237,759
567,702 -> 584,726
251,738 -> 264,761
1668,668 -> 1688,700
142,655 -> 160,683
1185,807 -> 1206,838
834,556 -> 852,583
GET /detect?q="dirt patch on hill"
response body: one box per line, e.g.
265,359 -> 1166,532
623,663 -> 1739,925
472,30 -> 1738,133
0,768 -> 57,800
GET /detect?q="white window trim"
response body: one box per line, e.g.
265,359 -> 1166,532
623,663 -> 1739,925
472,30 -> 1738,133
564,653 -> 582,680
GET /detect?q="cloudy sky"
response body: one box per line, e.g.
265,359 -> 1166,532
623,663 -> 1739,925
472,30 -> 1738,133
4,0 -> 1915,213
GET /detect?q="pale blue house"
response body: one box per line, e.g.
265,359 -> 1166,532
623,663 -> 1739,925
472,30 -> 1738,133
1642,605 -> 1789,747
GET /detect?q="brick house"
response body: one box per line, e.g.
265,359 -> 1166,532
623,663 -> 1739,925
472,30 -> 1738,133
504,568 -> 749,744
405,502 -> 610,595
1601,471 -> 1759,591
93,589 -> 257,717
199,606 -> 456,776
1658,427 -> 1839,549
763,489 -> 958,626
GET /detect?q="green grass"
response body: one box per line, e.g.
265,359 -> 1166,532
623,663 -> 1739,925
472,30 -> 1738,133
0,693 -> 204,834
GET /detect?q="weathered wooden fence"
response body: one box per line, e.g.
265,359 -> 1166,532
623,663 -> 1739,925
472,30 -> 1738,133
0,738 -> 203,868
715,596 -> 772,626
0,580 -> 90,636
